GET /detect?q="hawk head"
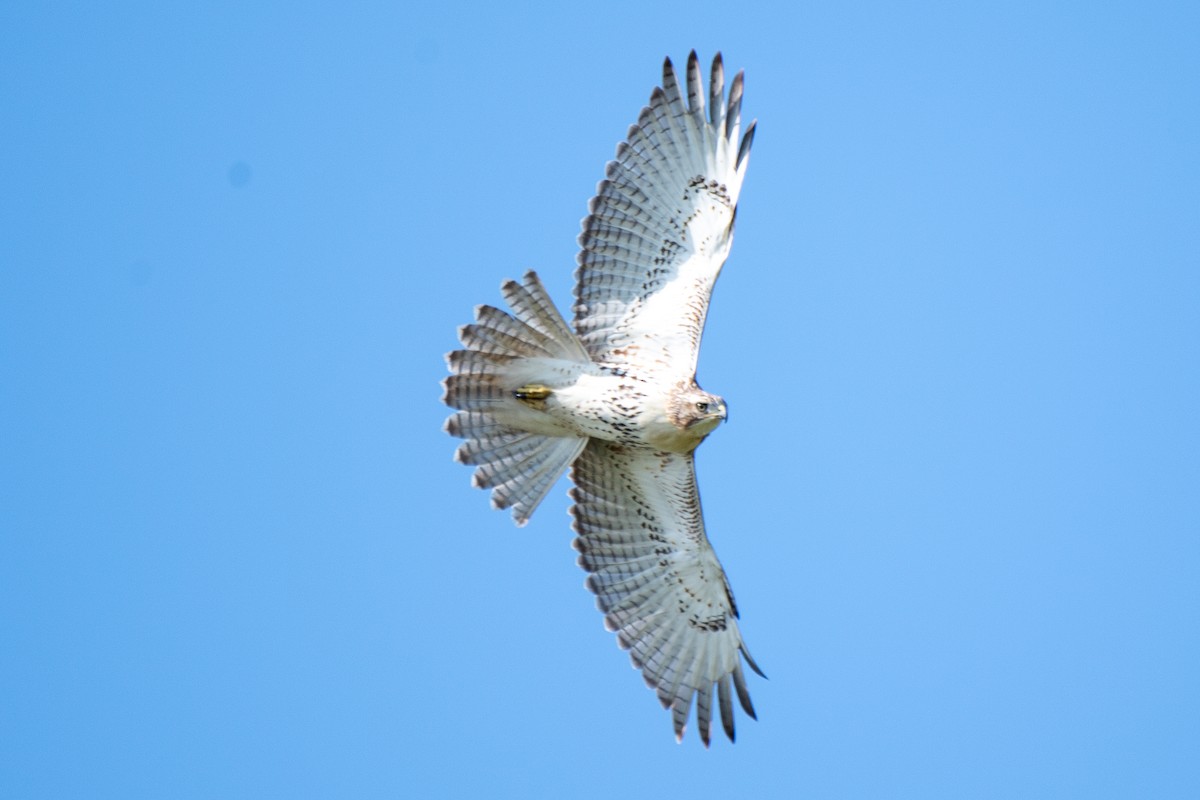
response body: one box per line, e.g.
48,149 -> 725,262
668,384 -> 728,439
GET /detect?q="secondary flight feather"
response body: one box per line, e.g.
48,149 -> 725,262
442,51 -> 761,746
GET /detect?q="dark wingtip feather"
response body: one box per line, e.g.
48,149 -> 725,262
660,55 -> 687,116
696,684 -> 714,747
726,70 -> 745,139
718,675 -> 735,741
672,699 -> 689,743
733,665 -> 757,720
685,51 -> 704,116
709,54 -> 725,126
742,643 -> 767,679
737,120 -> 757,170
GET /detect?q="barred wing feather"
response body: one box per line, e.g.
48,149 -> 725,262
573,51 -> 755,377
570,440 -> 763,745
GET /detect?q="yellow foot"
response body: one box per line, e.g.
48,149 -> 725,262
513,383 -> 553,401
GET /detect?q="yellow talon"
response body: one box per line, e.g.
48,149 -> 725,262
513,383 -> 553,401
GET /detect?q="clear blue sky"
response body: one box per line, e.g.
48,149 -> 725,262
2,2 -> 1198,797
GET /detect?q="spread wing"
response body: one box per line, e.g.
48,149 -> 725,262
570,439 -> 763,745
573,51 -> 755,378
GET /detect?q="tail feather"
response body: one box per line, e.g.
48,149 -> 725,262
445,350 -> 516,376
469,304 -> 562,356
500,275 -> 590,360
441,373 -> 504,411
488,436 -> 587,526
458,319 -> 552,357
443,271 -> 590,525
457,430 -> 551,467
444,410 -> 518,440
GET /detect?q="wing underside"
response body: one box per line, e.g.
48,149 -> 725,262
570,439 -> 762,745
573,52 -> 756,378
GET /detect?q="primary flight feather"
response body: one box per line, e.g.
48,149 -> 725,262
442,51 -> 761,746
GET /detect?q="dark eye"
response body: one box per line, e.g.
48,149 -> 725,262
695,401 -> 709,413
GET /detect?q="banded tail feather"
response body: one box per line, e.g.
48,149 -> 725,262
442,271 -> 589,526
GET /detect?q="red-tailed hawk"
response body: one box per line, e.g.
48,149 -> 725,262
442,52 -> 762,745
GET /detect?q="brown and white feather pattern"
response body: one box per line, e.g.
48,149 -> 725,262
443,272 -> 589,526
442,52 -> 762,746
574,52 -> 756,379
571,440 -> 763,745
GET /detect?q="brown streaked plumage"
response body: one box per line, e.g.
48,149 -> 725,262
442,51 -> 761,746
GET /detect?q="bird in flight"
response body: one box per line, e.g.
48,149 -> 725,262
442,51 -> 761,745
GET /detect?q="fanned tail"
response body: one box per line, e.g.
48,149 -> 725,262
442,271 -> 589,526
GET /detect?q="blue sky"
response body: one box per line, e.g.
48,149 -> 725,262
2,1 -> 1198,797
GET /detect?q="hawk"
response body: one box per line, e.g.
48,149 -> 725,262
442,52 -> 762,745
